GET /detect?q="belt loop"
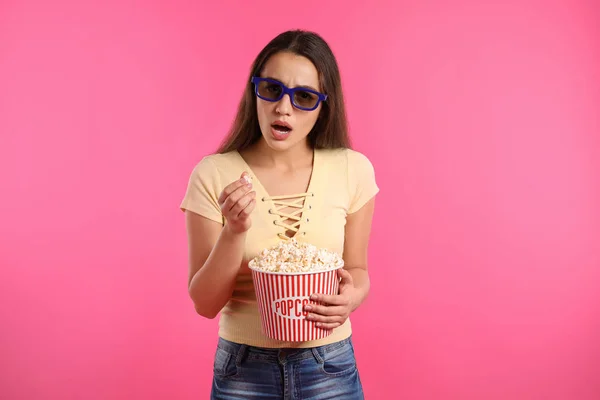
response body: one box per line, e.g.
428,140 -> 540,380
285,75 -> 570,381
235,344 -> 248,367
311,347 -> 324,364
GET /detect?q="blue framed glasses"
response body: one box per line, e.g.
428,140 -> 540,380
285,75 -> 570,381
251,76 -> 327,111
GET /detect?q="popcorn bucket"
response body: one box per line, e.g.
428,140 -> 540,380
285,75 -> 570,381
250,267 -> 342,342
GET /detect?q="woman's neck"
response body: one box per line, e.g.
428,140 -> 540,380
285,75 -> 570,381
245,139 -> 313,170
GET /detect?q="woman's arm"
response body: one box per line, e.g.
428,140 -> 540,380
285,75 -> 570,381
186,173 -> 256,319
342,196 -> 376,311
305,197 -> 376,328
185,213 -> 246,319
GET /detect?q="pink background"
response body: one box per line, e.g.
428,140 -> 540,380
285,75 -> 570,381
1,1 -> 599,399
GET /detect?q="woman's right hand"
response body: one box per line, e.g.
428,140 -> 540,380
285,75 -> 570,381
218,172 -> 256,234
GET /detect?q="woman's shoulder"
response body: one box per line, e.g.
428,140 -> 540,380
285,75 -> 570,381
317,148 -> 375,170
197,151 -> 239,166
190,151 -> 240,174
185,151 -> 242,189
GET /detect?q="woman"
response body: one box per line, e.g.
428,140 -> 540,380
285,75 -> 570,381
180,30 -> 379,399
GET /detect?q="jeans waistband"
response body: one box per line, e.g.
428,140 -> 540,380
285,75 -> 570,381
217,336 -> 354,363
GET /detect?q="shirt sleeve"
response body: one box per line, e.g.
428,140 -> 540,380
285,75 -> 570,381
179,157 -> 224,224
347,150 -> 380,214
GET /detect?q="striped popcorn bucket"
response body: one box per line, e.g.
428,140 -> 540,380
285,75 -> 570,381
249,267 -> 342,342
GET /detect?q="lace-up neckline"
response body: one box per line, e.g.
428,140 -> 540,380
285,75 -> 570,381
262,192 -> 314,240
234,150 -> 318,240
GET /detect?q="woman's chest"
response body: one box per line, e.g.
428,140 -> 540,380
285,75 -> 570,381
246,172 -> 351,258
252,165 -> 313,197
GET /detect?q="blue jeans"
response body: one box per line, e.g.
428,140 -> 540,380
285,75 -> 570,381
211,336 -> 365,399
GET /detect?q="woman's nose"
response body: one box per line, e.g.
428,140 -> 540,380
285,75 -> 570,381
275,93 -> 293,115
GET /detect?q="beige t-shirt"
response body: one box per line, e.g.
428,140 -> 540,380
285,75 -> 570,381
180,148 -> 379,348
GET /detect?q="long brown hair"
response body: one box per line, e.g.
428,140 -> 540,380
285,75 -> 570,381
217,30 -> 351,153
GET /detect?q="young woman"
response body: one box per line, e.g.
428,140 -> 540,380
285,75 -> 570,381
180,30 -> 379,399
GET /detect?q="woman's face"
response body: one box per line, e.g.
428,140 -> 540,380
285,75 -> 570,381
255,51 -> 323,153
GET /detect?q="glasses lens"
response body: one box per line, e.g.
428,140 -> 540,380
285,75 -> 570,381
293,90 -> 319,109
257,81 -> 283,100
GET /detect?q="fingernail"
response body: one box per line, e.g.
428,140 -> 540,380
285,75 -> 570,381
315,322 -> 321,327
304,305 -> 312,311
243,175 -> 252,185
310,295 -> 318,301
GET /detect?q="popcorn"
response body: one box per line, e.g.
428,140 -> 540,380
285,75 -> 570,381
249,239 -> 344,341
249,239 -> 344,273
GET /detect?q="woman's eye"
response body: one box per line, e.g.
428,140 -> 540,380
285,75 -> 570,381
266,85 -> 282,94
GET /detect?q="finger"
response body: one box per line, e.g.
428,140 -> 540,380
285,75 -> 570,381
230,190 -> 256,217
304,303 -> 345,317
310,293 -> 349,306
221,183 -> 252,214
218,179 -> 246,204
238,197 -> 256,219
337,268 -> 354,286
218,173 -> 252,204
315,322 -> 342,330
240,171 -> 252,185
306,313 -> 343,323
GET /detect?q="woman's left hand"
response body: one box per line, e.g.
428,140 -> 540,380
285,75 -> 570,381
304,269 -> 357,329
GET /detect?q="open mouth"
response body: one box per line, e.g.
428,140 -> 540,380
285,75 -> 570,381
272,122 -> 292,134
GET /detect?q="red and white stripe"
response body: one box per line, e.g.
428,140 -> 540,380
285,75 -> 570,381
252,269 -> 340,342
